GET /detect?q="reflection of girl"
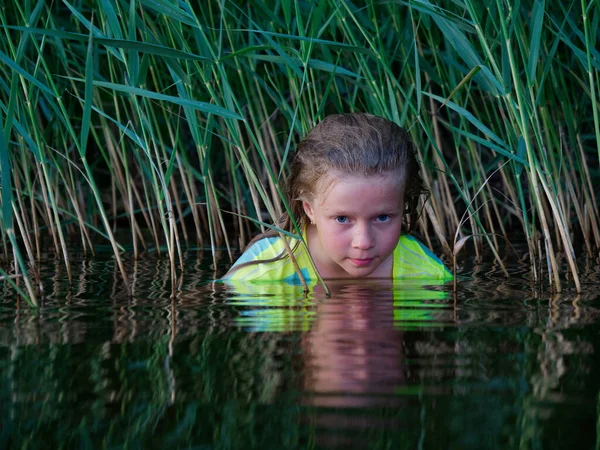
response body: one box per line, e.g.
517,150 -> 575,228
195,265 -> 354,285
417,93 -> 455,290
299,281 -> 428,449
222,279 -> 451,448
302,282 -> 406,408
223,113 -> 452,284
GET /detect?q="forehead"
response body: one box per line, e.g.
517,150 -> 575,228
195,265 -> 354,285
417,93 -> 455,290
315,172 -> 404,208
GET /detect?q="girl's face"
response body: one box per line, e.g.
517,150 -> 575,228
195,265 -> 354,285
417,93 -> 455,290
302,172 -> 405,279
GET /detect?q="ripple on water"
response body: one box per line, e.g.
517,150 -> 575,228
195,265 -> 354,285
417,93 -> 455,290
0,250 -> 599,448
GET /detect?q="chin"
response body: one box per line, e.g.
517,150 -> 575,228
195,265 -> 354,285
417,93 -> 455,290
341,265 -> 378,278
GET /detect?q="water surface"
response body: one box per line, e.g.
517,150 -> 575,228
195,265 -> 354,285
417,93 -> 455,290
1,250 -> 599,448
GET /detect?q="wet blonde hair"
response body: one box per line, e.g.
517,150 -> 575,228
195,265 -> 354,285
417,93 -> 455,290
280,112 -> 426,236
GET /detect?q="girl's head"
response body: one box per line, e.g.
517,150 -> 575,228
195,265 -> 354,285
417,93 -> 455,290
229,112 -> 428,280
286,113 -> 426,233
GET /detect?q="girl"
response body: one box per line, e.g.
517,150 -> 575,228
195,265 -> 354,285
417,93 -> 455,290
223,113 -> 452,284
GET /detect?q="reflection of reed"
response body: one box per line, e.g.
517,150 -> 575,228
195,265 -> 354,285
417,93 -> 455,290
2,252 -> 599,346
1,256 -> 302,445
3,252 -> 600,345
2,253 -> 600,447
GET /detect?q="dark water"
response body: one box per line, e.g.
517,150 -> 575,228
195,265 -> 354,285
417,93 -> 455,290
2,249 -> 600,449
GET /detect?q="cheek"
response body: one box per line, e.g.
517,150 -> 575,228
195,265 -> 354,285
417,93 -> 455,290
319,224 -> 350,249
376,224 -> 402,249
384,225 -> 403,249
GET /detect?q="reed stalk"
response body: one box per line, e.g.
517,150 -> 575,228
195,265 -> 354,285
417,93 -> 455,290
0,0 -> 598,304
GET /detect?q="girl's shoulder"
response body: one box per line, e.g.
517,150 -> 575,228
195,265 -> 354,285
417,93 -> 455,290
222,235 -> 314,283
231,236 -> 287,266
393,235 -> 453,281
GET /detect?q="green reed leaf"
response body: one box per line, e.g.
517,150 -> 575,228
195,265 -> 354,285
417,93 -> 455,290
0,115 -> 12,226
228,29 -> 372,54
449,124 -> 529,167
138,0 -> 197,27
306,59 -> 361,78
1,26 -> 211,61
246,54 -> 360,78
68,78 -> 243,120
0,49 -> 54,97
516,136 -> 527,176
417,0 -> 499,96
527,0 -> 545,84
99,0 -> 124,39
80,25 -> 94,158
0,267 -> 30,303
282,0 -> 292,27
127,0 -> 139,84
424,91 -> 510,149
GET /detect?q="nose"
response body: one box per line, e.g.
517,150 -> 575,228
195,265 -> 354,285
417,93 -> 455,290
352,223 -> 375,250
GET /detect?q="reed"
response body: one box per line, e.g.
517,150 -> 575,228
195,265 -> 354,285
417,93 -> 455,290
0,0 -> 598,304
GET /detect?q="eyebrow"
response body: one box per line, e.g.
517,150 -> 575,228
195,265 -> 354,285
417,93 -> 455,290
327,207 -> 402,216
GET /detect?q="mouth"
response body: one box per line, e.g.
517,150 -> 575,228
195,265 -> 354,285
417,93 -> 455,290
349,258 -> 375,267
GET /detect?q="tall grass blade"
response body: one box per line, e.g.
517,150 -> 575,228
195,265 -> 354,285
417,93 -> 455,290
527,0 -> 545,84
0,0 -> 596,304
0,114 -> 37,305
0,26 -> 212,61
80,79 -> 244,120
80,23 -> 94,157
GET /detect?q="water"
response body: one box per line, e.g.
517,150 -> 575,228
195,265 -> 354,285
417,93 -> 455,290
1,249 -> 600,449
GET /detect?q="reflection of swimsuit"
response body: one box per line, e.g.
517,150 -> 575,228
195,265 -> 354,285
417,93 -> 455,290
222,233 -> 453,284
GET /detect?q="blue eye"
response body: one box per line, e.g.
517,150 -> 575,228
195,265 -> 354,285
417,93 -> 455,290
335,216 -> 349,224
376,215 -> 391,223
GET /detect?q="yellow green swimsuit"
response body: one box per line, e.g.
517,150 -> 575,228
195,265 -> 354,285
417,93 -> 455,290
222,233 -> 452,332
223,233 -> 452,284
